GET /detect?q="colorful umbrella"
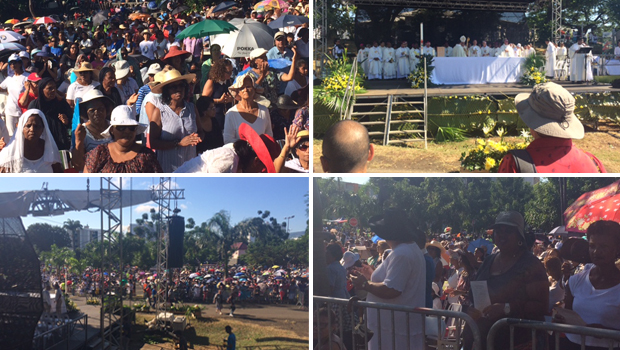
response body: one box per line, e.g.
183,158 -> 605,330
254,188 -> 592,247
129,12 -> 152,21
254,0 -> 288,11
175,19 -> 237,40
34,17 -> 56,25
565,180 -> 620,233
272,265 -> 280,269
4,19 -> 19,25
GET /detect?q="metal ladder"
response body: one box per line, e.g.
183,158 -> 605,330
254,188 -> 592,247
347,58 -> 429,148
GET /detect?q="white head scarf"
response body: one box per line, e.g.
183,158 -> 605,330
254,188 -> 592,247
0,109 -> 61,173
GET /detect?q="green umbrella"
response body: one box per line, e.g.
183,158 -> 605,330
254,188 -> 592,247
176,19 -> 237,40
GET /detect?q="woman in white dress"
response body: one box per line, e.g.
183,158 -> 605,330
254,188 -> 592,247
223,73 -> 273,144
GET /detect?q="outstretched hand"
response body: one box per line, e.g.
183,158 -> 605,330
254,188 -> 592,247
284,124 -> 301,150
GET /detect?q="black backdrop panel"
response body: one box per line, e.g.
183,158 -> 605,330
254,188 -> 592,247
168,216 -> 185,269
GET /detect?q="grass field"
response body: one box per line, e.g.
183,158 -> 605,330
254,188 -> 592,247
313,122 -> 620,173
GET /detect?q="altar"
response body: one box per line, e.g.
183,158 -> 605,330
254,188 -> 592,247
430,57 -> 525,85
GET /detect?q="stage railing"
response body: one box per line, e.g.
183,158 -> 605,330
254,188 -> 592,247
487,318 -> 620,350
340,57 -> 359,120
314,296 -> 482,350
32,313 -> 88,350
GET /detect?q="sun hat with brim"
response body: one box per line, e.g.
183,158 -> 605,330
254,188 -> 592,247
150,69 -> 195,94
238,123 -> 278,173
426,240 -> 447,255
368,208 -> 416,242
19,51 -> 30,59
297,130 -> 309,138
78,89 -> 115,116
229,73 -> 271,108
74,62 -> 96,73
340,251 -> 360,269
163,46 -> 191,61
113,60 -> 131,79
148,65 -> 174,88
490,210 -> 525,239
101,105 -> 147,138
515,82 -> 584,139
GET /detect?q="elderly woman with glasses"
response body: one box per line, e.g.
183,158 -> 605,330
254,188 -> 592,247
223,73 -> 273,144
84,106 -> 162,173
71,89 -> 115,171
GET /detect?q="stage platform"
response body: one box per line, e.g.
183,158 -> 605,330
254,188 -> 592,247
358,79 -> 617,98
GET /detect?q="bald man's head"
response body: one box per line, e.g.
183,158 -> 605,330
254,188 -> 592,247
321,120 -> 374,173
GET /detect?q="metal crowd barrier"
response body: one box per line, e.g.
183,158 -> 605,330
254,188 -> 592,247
487,318 -> 620,350
32,313 -> 88,350
314,296 -> 482,350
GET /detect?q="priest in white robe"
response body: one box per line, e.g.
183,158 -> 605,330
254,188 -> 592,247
421,42 -> 435,57
362,44 -> 371,75
367,42 -> 383,80
357,44 -> 368,75
569,39 -> 591,82
480,41 -> 492,57
395,41 -> 411,79
382,42 -> 396,79
468,40 -> 481,57
557,42 -> 567,61
544,39 -> 557,78
443,42 -> 453,57
498,39 -> 514,57
452,36 -> 467,57
409,44 -> 421,70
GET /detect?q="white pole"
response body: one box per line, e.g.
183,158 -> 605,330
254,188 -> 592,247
420,23 -> 424,49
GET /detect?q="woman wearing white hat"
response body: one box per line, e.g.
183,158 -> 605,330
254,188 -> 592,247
0,109 -> 62,173
84,106 -> 162,173
0,54 -> 29,136
71,89 -> 115,172
66,62 -> 100,108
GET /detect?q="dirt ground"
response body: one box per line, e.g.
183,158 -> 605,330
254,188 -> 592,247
313,122 -> 620,173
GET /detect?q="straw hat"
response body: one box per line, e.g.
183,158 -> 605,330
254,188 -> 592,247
74,61 -> 96,73
150,69 -> 195,94
101,105 -> 147,138
515,82 -> 584,139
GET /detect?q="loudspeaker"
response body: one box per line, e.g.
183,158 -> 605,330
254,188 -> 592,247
168,215 -> 185,268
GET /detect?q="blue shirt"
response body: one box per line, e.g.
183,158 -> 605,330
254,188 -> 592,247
136,84 -> 151,115
227,333 -> 236,350
266,46 -> 293,61
50,47 -> 63,58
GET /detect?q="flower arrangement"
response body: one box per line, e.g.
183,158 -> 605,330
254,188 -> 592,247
520,54 -> 547,86
313,51 -> 366,112
65,296 -> 80,313
460,131 -> 531,172
86,298 -> 100,305
132,302 -> 150,312
407,54 -> 435,89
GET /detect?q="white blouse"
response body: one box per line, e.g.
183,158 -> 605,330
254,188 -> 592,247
223,104 -> 273,144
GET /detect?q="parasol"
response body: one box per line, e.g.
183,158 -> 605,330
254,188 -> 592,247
34,17 -> 57,25
267,14 -> 308,29
129,12 -> 152,21
210,22 -> 274,58
0,31 -> 25,43
254,0 -> 289,11
212,0 -> 238,13
564,180 -> 620,233
175,19 -> 237,40
92,12 -> 108,27
4,19 -> 19,25
171,5 -> 190,15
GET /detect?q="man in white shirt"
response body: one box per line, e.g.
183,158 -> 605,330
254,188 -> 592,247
481,41 -> 492,57
154,31 -> 168,59
139,30 -> 156,60
468,40 -> 481,57
452,36 -> 467,57
0,54 -> 28,136
421,41 -> 435,57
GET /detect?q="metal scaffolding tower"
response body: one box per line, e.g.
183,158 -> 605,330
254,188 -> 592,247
99,178 -> 124,349
154,178 -> 185,331
551,0 -> 562,43
314,0 -> 328,77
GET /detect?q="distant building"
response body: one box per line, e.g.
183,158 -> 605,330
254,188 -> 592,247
229,242 -> 248,266
75,225 -> 101,249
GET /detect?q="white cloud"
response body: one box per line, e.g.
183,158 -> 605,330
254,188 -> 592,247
149,179 -> 181,191
180,204 -> 188,210
135,202 -> 158,213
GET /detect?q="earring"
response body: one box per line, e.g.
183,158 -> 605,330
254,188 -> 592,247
518,241 -> 523,246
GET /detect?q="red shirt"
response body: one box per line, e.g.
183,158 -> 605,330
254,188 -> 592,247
498,137 -> 606,173
18,91 -> 36,113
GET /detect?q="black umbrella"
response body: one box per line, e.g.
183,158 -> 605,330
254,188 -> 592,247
212,0 -> 238,13
171,5 -> 190,15
267,14 -> 308,29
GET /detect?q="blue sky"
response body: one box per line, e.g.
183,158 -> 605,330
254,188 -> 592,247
0,177 -> 309,234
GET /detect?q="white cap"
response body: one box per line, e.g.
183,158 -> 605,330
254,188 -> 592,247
8,53 -> 21,62
147,63 -> 162,75
249,48 -> 268,60
113,60 -> 131,79
340,251 -> 360,269
19,51 -> 30,59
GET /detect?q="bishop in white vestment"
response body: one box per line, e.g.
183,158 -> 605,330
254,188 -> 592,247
367,42 -> 383,80
395,41 -> 411,79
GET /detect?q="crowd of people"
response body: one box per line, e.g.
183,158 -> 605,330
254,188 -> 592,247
0,0 -> 309,173
316,210 -> 620,350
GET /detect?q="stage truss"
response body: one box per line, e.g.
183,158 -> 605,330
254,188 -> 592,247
349,0 -> 532,11
154,178 -> 185,331
314,0 -> 329,77
551,0 -> 562,44
99,178 -> 124,349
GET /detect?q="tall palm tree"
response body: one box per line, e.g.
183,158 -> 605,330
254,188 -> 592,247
208,210 -> 240,277
63,219 -> 83,251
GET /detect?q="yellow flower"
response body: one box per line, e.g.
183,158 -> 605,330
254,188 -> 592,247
484,157 -> 497,170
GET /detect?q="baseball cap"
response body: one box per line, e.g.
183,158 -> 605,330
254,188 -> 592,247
149,24 -> 156,29
27,72 -> 42,82
274,31 -> 286,39
249,48 -> 268,60
8,53 -> 21,63
19,51 -> 30,59
490,211 -> 525,238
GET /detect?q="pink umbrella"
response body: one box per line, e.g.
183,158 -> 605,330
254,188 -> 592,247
34,17 -> 57,24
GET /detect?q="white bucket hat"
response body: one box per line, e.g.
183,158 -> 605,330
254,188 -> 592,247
340,251 -> 360,269
113,60 -> 131,80
101,105 -> 147,138
249,48 -> 268,60
515,82 -> 584,139
147,63 -> 162,75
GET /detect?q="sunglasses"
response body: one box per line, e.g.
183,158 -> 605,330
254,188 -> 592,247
115,125 -> 137,132
297,143 -> 309,151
